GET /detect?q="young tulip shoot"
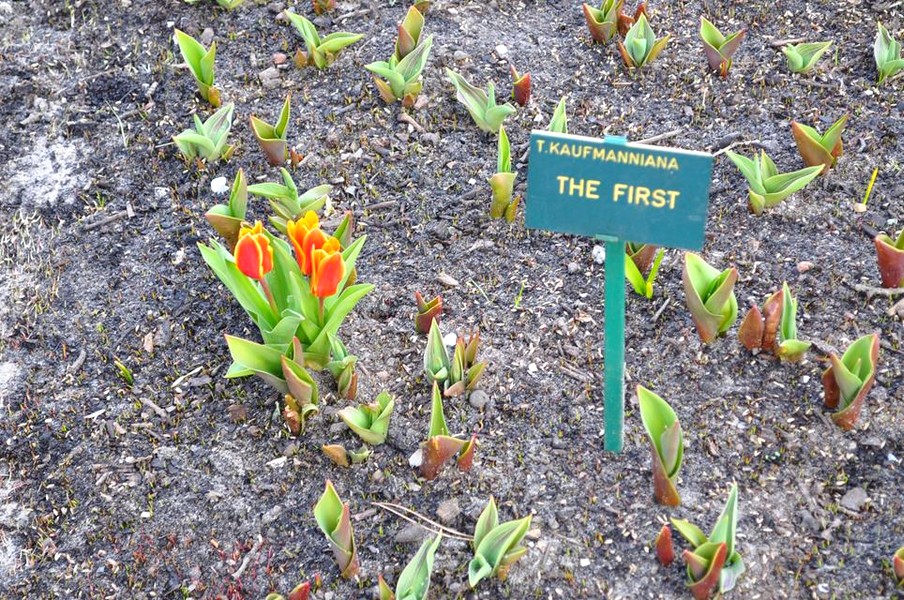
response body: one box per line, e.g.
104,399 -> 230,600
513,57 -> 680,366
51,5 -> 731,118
875,22 -> 904,83
489,126 -> 519,221
637,385 -> 683,506
510,65 -> 531,106
672,482 -> 744,594
395,6 -> 424,61
725,150 -> 822,215
445,69 -> 516,134
393,534 -> 442,600
894,546 -> 904,585
625,246 -> 664,299
776,282 -> 810,361
699,17 -> 745,77
414,292 -> 442,334
617,14 -> 670,69
469,497 -> 531,587
738,289 -> 782,354
286,12 -> 363,69
248,169 -> 331,232
874,229 -> 904,288
782,41 -> 833,74
205,168 -> 248,250
327,333 -> 358,400
655,524 -> 674,566
173,29 -> 220,106
173,102 -> 235,162
822,333 -> 880,430
682,252 -> 739,343
314,480 -> 359,578
420,382 -> 477,480
791,114 -> 847,174
617,1 -> 646,36
322,443 -> 370,467
626,242 -> 659,273
264,581 -> 311,600
366,35 -> 434,107
582,0 -> 622,43
338,391 -> 394,445
548,97 -> 568,134
250,94 -> 291,166
684,542 -> 728,600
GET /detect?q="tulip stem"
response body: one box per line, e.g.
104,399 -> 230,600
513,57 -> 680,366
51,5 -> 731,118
260,277 -> 279,315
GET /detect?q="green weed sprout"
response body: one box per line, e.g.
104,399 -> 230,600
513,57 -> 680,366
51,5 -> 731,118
682,252 -> 738,343
637,385 -> 683,506
314,480 -> 359,578
672,483 -> 745,596
173,29 -> 220,106
469,497 -> 531,588
445,69 -> 516,134
419,382 -> 477,480
246,167 -> 331,232
548,97 -> 568,134
489,126 -> 519,221
874,228 -> 904,288
617,14 -> 669,69
205,168 -> 247,250
286,12 -> 363,69
366,35 -> 434,106
625,245 -> 664,299
791,114 -> 847,174
724,150 -> 822,215
250,94 -> 291,166
738,283 -> 810,361
699,17 -> 745,76
582,0 -> 621,43
782,41 -> 833,74
338,391 -> 394,445
875,22 -> 904,83
172,102 -> 235,162
378,535 -> 443,600
822,333 -> 880,431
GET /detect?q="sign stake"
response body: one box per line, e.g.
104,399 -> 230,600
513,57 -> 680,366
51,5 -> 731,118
601,236 -> 626,452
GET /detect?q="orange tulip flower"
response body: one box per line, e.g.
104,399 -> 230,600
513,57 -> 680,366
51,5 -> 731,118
234,221 -> 273,281
286,211 -> 320,274
311,237 -> 345,299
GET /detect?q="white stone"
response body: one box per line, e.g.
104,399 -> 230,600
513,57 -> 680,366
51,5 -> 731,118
211,176 -> 229,194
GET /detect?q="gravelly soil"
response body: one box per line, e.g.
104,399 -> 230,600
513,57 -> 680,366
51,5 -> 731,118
1,0 -> 902,599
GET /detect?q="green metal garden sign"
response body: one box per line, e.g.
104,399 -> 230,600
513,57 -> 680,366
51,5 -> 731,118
525,131 -> 713,452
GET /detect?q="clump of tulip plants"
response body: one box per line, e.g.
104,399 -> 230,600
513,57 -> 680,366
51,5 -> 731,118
366,8 -> 433,106
424,320 -> 487,397
173,102 -> 235,163
699,17 -> 745,76
338,391 -> 394,445
725,150 -> 822,215
378,535 -> 442,600
286,12 -> 362,69
315,480 -> 359,578
822,333 -> 880,431
489,126 -> 519,221
682,252 -> 738,343
874,228 -> 904,288
783,41 -> 833,74
637,385 -> 683,506
445,69 -> 516,134
791,114 -> 847,174
672,483 -> 744,599
419,382 -> 477,480
738,283 -> 810,361
468,497 -> 531,588
618,13 -> 669,69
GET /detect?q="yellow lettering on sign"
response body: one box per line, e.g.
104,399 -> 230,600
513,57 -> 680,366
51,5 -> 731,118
611,184 -> 680,209
557,176 -> 601,199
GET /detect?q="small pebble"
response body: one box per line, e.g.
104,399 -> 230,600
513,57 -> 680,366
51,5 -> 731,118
797,261 -> 814,273
469,390 -> 489,409
211,176 -> 228,194
592,245 -> 606,264
436,499 -> 460,525
495,44 -> 508,58
272,52 -> 287,65
567,262 -> 580,274
453,50 -> 469,61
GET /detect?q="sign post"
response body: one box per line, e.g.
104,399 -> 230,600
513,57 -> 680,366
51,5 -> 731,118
526,132 -> 713,452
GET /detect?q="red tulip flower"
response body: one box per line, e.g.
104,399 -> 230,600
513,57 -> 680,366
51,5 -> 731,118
311,237 -> 345,300
234,221 -> 273,281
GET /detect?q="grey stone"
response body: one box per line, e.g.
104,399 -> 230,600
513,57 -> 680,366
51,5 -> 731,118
840,487 -> 869,512
436,499 -> 460,525
468,390 -> 489,410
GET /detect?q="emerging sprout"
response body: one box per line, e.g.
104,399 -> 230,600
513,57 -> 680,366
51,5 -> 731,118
617,1 -> 647,36
738,283 -> 810,361
247,168 -> 331,232
313,0 -> 335,15
637,385 -> 683,506
672,483 -> 745,596
582,0 -> 622,43
699,17 -> 745,77
420,382 -> 477,480
874,22 -> 904,83
510,65 -> 531,106
173,29 -> 220,106
822,333 -> 880,431
414,292 -> 442,334
791,114 -> 847,174
384,535 -> 443,600
655,524 -> 674,566
286,12 -> 363,69
489,126 -> 519,221
617,13 -> 670,69
424,321 -> 487,397
625,246 -> 664,299
874,228 -> 904,288
894,546 -> 904,586
682,252 -> 739,343
264,582 -> 311,600
468,497 -> 531,588
338,391 -> 394,445
173,102 -> 235,163
445,69 -> 516,134
626,242 -> 659,273
205,168 -> 248,250
548,97 -> 568,134
322,443 -> 371,466
395,6 -> 425,61
327,333 -> 359,400
782,41 -> 833,74
314,480 -> 359,578
250,94 -> 291,166
725,150 -> 822,215
366,35 -> 434,106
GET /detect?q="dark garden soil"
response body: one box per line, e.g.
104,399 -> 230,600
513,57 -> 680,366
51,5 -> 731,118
1,0 -> 903,598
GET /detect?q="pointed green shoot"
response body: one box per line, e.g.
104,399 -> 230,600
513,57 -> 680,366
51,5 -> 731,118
875,22 -> 904,83
684,541 -> 728,600
617,13 -> 670,68
625,247 -> 664,299
468,500 -> 531,588
782,41 -> 833,74
250,94 -> 291,166
395,5 -> 425,61
548,97 -> 568,134
822,333 -> 879,430
414,292 -> 442,333
682,252 -> 738,343
173,28 -> 220,106
725,150 -> 822,215
445,69 -> 516,133
699,17 -> 746,76
874,229 -> 904,288
582,0 -> 623,43
394,534 -> 442,600
286,12 -> 362,69
637,385 -> 683,506
489,126 -> 517,220
366,34 -> 434,105
338,391 -> 394,445
424,319 -> 450,384
314,480 -> 359,578
776,282 -> 810,361
791,114 -> 847,174
172,102 -> 235,162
